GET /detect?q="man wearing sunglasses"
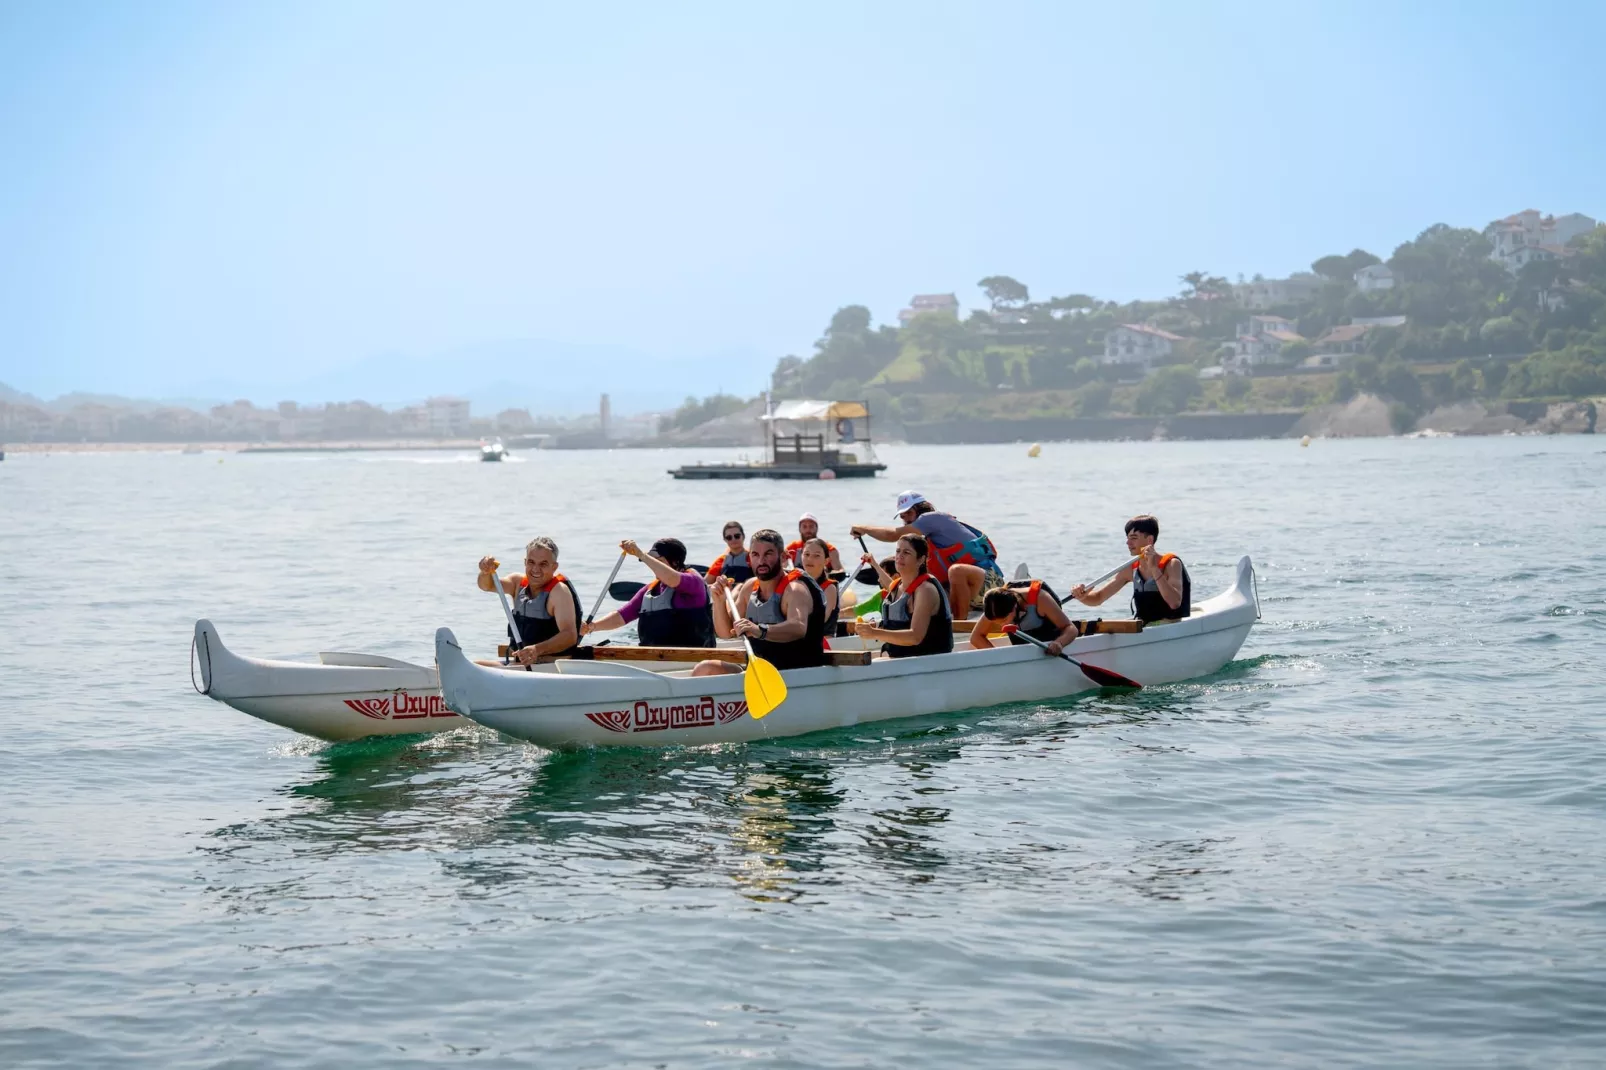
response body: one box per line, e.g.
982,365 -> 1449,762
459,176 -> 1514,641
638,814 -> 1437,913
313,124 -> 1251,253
704,521 -> 755,582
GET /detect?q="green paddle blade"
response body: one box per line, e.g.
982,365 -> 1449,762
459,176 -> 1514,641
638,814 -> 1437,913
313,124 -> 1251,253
744,648 -> 787,719
854,590 -> 883,617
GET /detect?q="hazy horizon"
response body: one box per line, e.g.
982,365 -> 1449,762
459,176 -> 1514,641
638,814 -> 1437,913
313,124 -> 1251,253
3,0 -> 1603,410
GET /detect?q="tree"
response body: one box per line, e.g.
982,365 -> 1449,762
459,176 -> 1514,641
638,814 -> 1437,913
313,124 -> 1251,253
1281,340 -> 1314,366
1048,293 -> 1097,316
1224,374 -> 1251,401
1311,255 -> 1352,281
1479,316 -> 1531,355
792,305 -> 899,395
978,276 -> 1030,310
1073,380 -> 1113,416
1313,248 -> 1383,281
1133,366 -> 1202,415
983,351 -> 1005,387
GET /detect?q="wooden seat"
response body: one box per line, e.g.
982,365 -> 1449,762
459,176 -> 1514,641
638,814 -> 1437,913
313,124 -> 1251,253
501,644 -> 874,668
949,618 -> 1144,635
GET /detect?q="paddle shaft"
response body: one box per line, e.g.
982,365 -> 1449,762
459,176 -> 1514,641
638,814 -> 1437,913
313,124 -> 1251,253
1059,558 -> 1140,605
587,552 -> 628,625
1004,624 -> 1141,689
724,586 -> 788,719
490,571 -> 523,656
853,534 -> 881,586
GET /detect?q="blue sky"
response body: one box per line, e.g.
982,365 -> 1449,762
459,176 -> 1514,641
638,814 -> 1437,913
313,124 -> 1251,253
2,0 -> 1603,409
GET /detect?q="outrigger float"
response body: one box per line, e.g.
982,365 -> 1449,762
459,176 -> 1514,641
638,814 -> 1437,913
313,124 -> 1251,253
193,558 -> 1258,746
192,620 -> 468,740
435,557 -> 1260,749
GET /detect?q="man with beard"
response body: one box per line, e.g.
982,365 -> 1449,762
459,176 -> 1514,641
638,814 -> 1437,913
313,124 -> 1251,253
708,528 -> 826,673
784,512 -> 842,572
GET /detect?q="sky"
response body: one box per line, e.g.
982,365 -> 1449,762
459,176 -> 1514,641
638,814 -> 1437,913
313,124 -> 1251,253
2,0 -> 1604,411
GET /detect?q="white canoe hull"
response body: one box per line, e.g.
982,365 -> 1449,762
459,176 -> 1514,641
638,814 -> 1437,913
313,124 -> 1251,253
435,557 -> 1261,750
192,619 -> 469,741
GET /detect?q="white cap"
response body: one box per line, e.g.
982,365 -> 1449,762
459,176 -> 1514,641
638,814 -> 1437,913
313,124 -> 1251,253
799,512 -> 819,525
893,490 -> 926,516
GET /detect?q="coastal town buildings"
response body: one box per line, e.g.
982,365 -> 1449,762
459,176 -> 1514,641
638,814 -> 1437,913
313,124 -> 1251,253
898,293 -> 960,324
1312,323 -> 1374,356
1354,264 -> 1395,292
1484,210 -> 1600,273
1102,324 -> 1184,368
1230,315 -> 1305,369
1233,273 -> 1326,310
426,396 -> 471,436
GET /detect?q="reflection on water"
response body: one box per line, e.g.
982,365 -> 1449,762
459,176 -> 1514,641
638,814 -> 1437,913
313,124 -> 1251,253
202,692 -> 1195,914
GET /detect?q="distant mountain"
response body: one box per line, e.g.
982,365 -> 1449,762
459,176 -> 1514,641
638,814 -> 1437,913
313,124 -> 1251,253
5,337 -> 772,418
193,338 -> 771,416
0,382 -> 44,406
0,382 -> 226,413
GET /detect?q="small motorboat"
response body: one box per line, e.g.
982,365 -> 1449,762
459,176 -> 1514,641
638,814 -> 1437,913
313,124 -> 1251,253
434,557 -> 1261,749
480,440 -> 509,462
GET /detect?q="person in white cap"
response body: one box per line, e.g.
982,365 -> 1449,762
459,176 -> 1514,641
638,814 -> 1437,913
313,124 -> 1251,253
850,491 -> 1002,620
785,512 -> 842,571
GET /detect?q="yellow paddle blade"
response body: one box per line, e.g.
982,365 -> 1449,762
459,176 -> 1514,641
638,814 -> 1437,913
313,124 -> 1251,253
743,650 -> 788,719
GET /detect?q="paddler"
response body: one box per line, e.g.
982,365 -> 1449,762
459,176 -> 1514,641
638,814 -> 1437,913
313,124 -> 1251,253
850,490 -> 1002,620
797,537 -> 842,642
476,536 -> 582,663
785,513 -> 842,571
704,521 -> 754,583
708,528 -> 827,672
969,582 -> 1081,654
850,533 -> 953,657
581,538 -> 714,648
1067,514 -> 1191,622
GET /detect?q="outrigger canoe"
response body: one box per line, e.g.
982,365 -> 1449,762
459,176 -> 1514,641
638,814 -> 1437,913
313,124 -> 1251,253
434,556 -> 1261,749
192,619 -> 471,740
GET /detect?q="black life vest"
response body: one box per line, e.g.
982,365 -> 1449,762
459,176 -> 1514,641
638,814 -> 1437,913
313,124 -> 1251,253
511,573 -> 582,655
807,572 -> 841,641
635,580 -> 715,648
1005,579 -> 1063,644
1131,554 -> 1190,622
881,573 -> 954,658
744,570 -> 826,671
714,550 -> 754,583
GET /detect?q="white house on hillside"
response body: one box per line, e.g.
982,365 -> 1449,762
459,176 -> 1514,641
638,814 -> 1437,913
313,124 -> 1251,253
1230,315 -> 1304,370
1234,273 -> 1326,310
1103,324 -> 1184,368
1313,324 -> 1375,356
898,293 -> 960,324
1355,264 -> 1395,292
1484,210 -> 1600,273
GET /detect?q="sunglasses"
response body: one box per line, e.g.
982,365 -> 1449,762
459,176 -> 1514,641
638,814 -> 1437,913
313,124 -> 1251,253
724,532 -> 744,540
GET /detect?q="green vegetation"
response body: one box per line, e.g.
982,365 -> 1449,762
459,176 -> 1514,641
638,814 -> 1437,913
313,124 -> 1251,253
667,218 -> 1606,433
658,393 -> 750,433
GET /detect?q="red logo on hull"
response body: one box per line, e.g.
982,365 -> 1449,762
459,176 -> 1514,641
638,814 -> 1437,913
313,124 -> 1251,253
585,697 -> 748,733
343,692 -> 458,721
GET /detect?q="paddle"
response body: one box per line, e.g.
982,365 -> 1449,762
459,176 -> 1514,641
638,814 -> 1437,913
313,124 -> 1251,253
1058,558 -> 1141,606
853,535 -> 880,586
1003,624 -> 1141,689
724,588 -> 787,719
853,589 -> 884,617
574,551 -> 630,647
489,569 -> 522,662
608,580 -> 647,602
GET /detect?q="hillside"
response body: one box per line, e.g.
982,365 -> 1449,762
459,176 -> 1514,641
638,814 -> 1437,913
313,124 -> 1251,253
757,214 -> 1606,433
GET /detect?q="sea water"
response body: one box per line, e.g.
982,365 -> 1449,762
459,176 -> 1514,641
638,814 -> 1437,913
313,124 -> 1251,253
0,438 -> 1602,1067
